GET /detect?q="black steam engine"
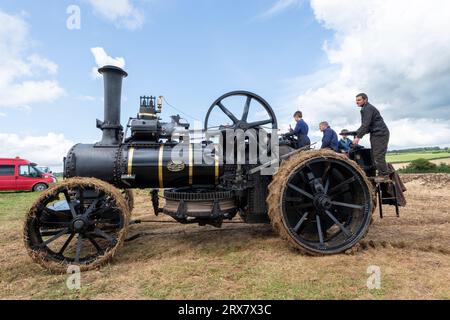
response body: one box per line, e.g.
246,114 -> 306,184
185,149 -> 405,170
24,66 -> 404,272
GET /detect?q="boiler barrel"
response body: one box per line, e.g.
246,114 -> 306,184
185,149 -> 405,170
65,143 -> 223,188
125,144 -> 223,188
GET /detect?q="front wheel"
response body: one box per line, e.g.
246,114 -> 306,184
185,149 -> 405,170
267,150 -> 375,255
24,177 -> 130,273
33,183 -> 48,192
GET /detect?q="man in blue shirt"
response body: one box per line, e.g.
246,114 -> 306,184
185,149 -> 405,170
286,111 -> 311,148
319,121 -> 339,152
338,129 -> 353,154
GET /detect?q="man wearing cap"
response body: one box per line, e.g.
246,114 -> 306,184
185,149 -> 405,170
352,93 -> 391,182
338,129 -> 353,154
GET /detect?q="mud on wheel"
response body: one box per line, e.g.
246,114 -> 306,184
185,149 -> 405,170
267,150 -> 374,255
24,177 -> 130,273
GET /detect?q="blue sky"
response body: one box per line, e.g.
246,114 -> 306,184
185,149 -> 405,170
0,0 -> 329,141
1,0 -> 449,169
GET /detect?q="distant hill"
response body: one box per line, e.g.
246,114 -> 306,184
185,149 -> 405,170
388,147 -> 449,154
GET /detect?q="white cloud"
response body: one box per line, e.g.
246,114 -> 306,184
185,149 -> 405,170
261,0 -> 303,17
90,47 -> 126,78
1,81 -> 65,108
388,119 -> 450,148
0,10 -> 64,109
27,54 -> 58,75
284,0 -> 450,149
0,132 -> 73,171
88,0 -> 145,30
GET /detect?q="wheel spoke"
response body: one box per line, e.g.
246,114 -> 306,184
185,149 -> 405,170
58,233 -> 75,255
328,176 -> 356,196
40,229 -> 68,237
288,183 -> 314,200
97,223 -> 122,230
306,164 -> 317,179
247,119 -> 272,128
40,223 -> 70,230
325,210 -> 352,237
40,228 -> 69,247
85,198 -> 101,216
324,179 -> 330,194
87,236 -> 104,254
322,163 -> 331,185
331,201 -> 364,210
306,165 -> 328,194
78,189 -> 84,214
217,102 -> 239,124
88,206 -> 112,218
241,96 -> 252,122
94,228 -> 117,245
63,190 -> 78,218
293,212 -> 309,233
316,215 -> 324,246
74,234 -> 83,263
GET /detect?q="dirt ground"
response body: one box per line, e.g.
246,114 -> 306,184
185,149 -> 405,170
0,174 -> 449,300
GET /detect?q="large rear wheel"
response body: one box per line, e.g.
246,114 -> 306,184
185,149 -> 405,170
267,150 -> 374,255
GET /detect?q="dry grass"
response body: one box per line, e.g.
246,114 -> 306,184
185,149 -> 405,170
0,175 -> 449,300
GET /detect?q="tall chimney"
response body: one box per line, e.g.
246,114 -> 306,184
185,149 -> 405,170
96,65 -> 128,146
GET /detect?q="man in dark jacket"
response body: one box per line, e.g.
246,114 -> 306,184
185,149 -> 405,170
320,121 -> 339,152
352,93 -> 391,182
286,111 -> 311,148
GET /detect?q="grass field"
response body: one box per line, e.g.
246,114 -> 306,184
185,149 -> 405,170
0,175 -> 449,300
386,152 -> 450,164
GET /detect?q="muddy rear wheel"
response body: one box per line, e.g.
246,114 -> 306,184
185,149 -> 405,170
24,177 -> 130,273
267,150 -> 374,255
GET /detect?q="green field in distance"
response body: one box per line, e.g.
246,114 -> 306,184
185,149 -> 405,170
386,151 -> 450,163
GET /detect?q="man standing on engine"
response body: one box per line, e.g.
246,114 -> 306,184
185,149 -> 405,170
352,93 -> 391,182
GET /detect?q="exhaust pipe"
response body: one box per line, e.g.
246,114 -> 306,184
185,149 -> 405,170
96,65 -> 128,146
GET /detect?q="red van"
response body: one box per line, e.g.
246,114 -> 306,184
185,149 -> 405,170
0,158 -> 56,192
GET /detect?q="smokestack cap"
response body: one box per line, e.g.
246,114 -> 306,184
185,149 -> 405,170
98,65 -> 128,78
